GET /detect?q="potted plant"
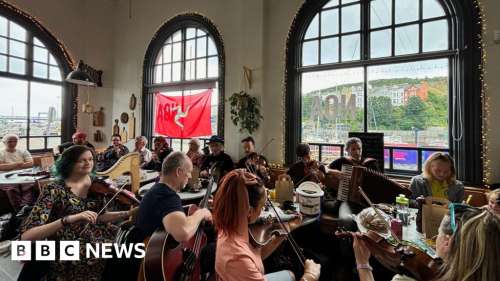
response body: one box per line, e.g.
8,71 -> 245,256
228,91 -> 263,135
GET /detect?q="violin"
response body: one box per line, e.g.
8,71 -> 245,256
248,212 -> 300,248
89,178 -> 140,206
336,230 -> 442,281
303,160 -> 326,184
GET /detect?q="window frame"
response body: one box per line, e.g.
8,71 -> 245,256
285,0 -> 484,185
0,1 -> 76,153
142,14 -> 225,143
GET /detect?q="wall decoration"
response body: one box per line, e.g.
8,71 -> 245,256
128,112 -> 136,140
113,119 -> 120,135
120,112 -> 129,124
94,130 -> 104,142
93,107 -> 104,127
129,93 -> 137,110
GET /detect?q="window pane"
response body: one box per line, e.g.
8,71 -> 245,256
367,59 -> 449,148
395,24 -> 419,55
370,0 -> 392,28
321,37 -> 339,64
0,17 -> 6,36
197,29 -> 206,37
33,37 -> 44,47
186,39 -> 195,60
423,0 -> 445,19
321,9 -> 339,36
185,60 -> 195,80
172,62 -> 181,81
186,28 -> 196,39
48,137 -> 61,151
163,44 -> 172,63
33,62 -> 47,78
0,77 -> 28,137
301,67 -> 364,144
172,31 -> 181,42
49,54 -> 58,66
341,4 -> 360,33
342,0 -> 358,4
34,46 -> 48,63
154,65 -> 162,83
423,20 -> 448,52
30,82 -> 62,137
163,64 -> 172,82
370,29 -> 391,58
0,55 -> 6,71
155,50 -> 163,65
395,0 -> 419,24
9,21 -> 26,41
305,14 -> 319,39
208,37 -> 217,55
197,37 -> 207,57
324,0 -> 339,8
341,33 -> 360,61
208,57 -> 218,77
172,42 -> 181,61
0,38 -> 6,54
302,40 -> 319,66
9,57 -> 25,74
49,66 -> 62,81
29,137 -> 45,149
393,149 -> 417,170
196,58 -> 206,79
9,40 -> 26,58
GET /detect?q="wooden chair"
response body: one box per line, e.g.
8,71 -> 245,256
96,152 -> 141,194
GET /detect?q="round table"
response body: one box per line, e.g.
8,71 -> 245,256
139,182 -> 218,202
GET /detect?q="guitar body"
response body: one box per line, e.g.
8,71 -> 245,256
144,205 -> 206,281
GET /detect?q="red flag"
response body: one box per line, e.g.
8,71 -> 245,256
154,89 -> 212,137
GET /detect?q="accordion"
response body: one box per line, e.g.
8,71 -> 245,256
337,164 -> 412,205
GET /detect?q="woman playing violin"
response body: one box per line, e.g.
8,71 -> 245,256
20,145 -> 135,281
351,205 -> 500,281
213,169 -> 321,281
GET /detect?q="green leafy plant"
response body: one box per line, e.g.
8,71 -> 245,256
228,91 -> 263,134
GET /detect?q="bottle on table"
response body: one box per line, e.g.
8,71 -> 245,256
396,194 -> 410,226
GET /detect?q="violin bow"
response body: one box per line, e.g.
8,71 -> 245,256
357,186 -> 402,244
265,197 -> 306,266
79,180 -> 129,236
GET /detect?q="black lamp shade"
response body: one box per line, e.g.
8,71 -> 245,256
65,61 -> 96,86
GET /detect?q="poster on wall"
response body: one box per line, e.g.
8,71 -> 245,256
154,89 -> 212,138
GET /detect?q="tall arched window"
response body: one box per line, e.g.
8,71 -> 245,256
0,2 -> 75,152
286,0 -> 483,183
143,14 -> 224,151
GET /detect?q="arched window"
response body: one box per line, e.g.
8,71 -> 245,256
286,0 -> 483,183
0,2 -> 75,152
143,14 -> 224,151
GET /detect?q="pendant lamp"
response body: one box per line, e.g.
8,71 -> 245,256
66,60 -> 96,86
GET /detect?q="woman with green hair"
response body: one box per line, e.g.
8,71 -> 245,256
20,145 -> 135,281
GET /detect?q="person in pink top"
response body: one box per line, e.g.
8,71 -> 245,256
213,169 -> 321,281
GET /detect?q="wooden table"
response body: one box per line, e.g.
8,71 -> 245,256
403,208 -> 437,258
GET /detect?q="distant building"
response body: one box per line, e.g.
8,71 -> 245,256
371,84 -> 405,106
404,82 -> 429,104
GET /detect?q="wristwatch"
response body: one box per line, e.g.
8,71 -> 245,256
357,263 -> 373,271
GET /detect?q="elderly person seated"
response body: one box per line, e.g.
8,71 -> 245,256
186,138 -> 203,168
58,131 -> 95,154
0,134 -> 34,212
134,136 -> 152,167
97,134 -> 129,171
0,134 -> 33,172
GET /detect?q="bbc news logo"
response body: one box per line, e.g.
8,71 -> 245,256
11,241 -> 145,261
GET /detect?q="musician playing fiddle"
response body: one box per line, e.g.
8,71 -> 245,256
351,205 -> 500,281
327,137 -> 380,178
20,145 -> 135,281
237,137 -> 270,185
237,137 -> 268,168
214,169 -> 321,281
200,135 -> 234,181
287,143 -> 326,186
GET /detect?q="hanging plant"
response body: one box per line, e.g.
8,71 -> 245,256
228,91 -> 263,134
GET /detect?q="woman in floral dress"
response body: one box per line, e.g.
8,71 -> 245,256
20,145 -> 135,281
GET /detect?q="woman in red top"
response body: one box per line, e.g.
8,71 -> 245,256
213,169 -> 321,281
